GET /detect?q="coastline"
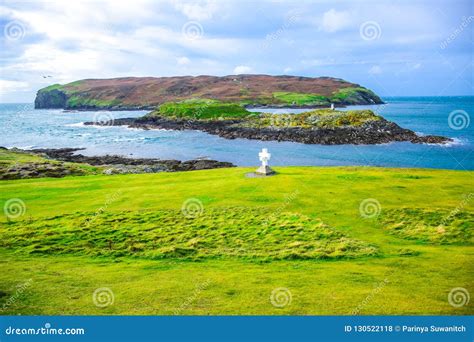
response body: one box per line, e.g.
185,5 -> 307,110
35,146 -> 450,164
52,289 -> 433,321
0,147 -> 235,180
84,115 -> 451,146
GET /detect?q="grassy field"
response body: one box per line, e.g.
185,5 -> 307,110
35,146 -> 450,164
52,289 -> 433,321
0,166 -> 472,315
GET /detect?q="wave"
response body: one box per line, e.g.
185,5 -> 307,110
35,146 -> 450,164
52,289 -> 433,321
440,137 -> 466,147
426,137 -> 466,147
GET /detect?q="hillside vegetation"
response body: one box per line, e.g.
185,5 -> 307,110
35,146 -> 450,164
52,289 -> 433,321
34,75 -> 384,110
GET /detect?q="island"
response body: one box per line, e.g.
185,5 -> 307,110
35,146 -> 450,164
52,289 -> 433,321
35,75 -> 451,145
34,75 -> 384,110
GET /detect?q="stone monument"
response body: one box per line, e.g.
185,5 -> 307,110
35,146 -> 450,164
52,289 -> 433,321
255,148 -> 275,175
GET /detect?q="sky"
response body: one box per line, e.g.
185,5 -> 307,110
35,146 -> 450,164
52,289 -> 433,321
0,0 -> 473,102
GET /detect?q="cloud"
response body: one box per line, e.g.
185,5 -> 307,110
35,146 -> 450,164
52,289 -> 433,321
320,9 -> 351,32
368,65 -> 382,74
177,56 -> 191,65
233,65 -> 253,74
0,80 -> 29,91
0,0 -> 472,101
174,1 -> 219,21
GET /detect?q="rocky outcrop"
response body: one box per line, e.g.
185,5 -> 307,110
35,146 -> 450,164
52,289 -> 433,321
34,88 -> 67,108
28,148 -> 235,172
86,116 -> 451,145
0,161 -> 90,180
0,147 -> 235,180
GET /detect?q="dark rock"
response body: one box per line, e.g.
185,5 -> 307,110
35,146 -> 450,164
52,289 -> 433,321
26,148 -> 235,172
86,116 -> 452,145
34,89 -> 67,109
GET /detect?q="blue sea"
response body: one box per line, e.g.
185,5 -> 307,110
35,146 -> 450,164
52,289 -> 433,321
0,97 -> 473,170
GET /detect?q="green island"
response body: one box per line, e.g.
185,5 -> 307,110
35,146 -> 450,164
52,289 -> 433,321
34,75 -> 384,110
145,98 -> 380,128
105,99 -> 448,145
0,148 -> 472,315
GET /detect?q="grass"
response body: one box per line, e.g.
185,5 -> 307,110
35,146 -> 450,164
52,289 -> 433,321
271,87 -> 383,106
239,109 -> 381,128
380,208 -> 473,245
0,166 -> 472,315
1,208 -> 378,260
150,98 -> 252,119
148,100 -> 382,129
66,96 -> 122,109
331,87 -> 383,105
272,92 -> 330,106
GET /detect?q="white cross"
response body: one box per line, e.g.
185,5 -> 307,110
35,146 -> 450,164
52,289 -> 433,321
259,148 -> 271,167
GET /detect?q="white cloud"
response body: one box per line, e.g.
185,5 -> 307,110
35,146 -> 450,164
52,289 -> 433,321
0,80 -> 29,92
0,0 -> 470,101
174,1 -> 218,21
321,9 -> 351,32
233,65 -> 252,74
177,56 -> 191,65
369,65 -> 382,74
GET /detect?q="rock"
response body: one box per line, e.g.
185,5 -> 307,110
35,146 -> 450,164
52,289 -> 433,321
25,148 -> 236,174
89,115 -> 452,145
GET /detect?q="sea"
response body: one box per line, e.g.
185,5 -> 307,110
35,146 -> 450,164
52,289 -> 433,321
0,96 -> 472,170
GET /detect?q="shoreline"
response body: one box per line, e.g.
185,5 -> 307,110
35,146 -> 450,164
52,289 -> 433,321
0,147 -> 235,180
84,115 -> 452,146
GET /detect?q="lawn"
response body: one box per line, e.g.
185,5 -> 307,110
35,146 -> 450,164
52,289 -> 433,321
0,166 -> 472,315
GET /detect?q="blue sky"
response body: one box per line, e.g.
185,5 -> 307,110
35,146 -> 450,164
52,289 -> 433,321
0,0 -> 473,102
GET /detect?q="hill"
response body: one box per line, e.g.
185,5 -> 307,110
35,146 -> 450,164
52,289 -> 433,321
34,75 -> 383,110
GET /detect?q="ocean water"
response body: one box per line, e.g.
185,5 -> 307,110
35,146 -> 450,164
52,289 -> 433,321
0,97 -> 472,170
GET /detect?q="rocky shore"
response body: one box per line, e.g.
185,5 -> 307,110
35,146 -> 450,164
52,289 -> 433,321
0,147 -> 234,180
28,148 -> 234,172
85,116 -> 451,145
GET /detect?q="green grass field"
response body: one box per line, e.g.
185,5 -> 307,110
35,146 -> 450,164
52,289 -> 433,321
0,166 -> 472,315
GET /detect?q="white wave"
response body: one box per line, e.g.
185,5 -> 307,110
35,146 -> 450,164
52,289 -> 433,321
9,145 -> 37,150
438,137 -> 465,147
65,122 -> 84,127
